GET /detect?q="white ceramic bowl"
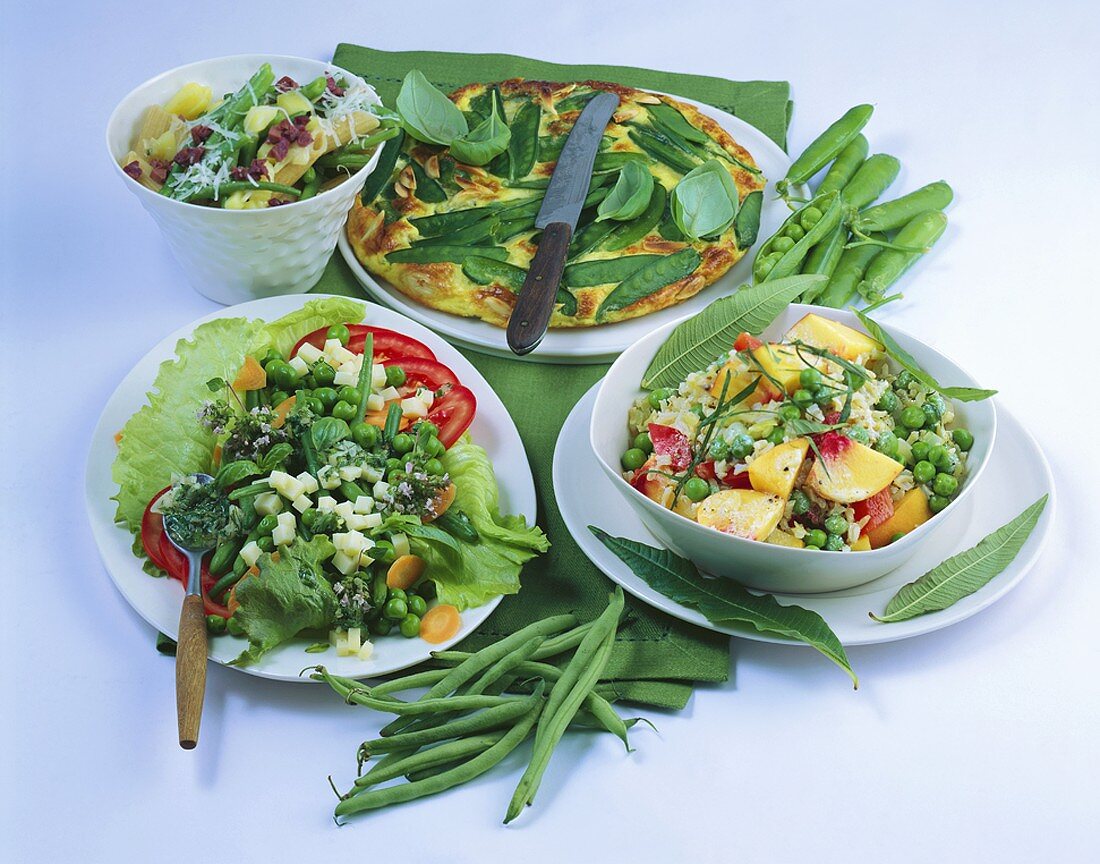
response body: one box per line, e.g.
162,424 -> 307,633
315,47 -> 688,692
590,303 -> 997,594
106,54 -> 382,305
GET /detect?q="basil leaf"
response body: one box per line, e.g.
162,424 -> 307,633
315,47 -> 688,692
396,69 -> 468,146
310,417 -> 350,452
214,459 -> 261,489
641,275 -> 825,389
852,309 -> 997,402
590,528 -> 857,687
596,162 -> 655,222
670,159 -> 739,239
450,99 -> 510,167
872,496 -> 1048,623
258,443 -> 294,472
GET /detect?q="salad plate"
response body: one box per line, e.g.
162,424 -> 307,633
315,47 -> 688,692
85,295 -> 538,681
555,382 -> 1055,646
337,96 -> 804,364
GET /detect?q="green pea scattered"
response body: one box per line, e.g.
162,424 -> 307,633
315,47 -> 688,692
418,421 -> 440,438
648,387 -> 675,409
895,370 -> 914,390
921,402 -> 941,427
407,595 -> 428,617
790,490 -> 810,516
300,508 -> 318,529
875,390 -> 899,413
805,529 -> 828,548
793,388 -> 815,408
399,614 -> 422,639
824,514 -> 848,536
766,427 -> 786,445
824,533 -> 845,551
683,477 -> 710,502
392,433 -> 414,454
621,448 -> 647,471
337,385 -> 361,406
927,445 -> 952,471
928,494 -> 950,513
226,615 -> 244,636
261,348 -> 283,368
901,406 -> 926,429
729,433 -> 755,460
312,362 -> 336,387
933,473 -> 958,497
876,431 -> 900,461
384,597 -> 408,620
952,428 -> 974,451
426,437 -> 446,457
385,365 -> 407,388
370,617 -> 393,636
206,614 -> 227,635
327,324 -> 351,346
634,432 -> 653,453
785,223 -> 806,241
352,421 -> 381,449
845,425 -> 871,445
332,400 -> 357,422
267,360 -> 299,390
799,367 -> 823,389
314,387 -> 338,411
270,390 -> 289,406
910,441 -> 931,462
913,460 -> 936,484
779,404 -> 802,422
424,458 -> 445,476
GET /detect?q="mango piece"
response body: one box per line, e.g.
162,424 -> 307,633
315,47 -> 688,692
765,529 -> 805,549
866,488 -> 933,548
163,82 -> 212,120
749,438 -> 810,498
850,535 -> 872,551
696,489 -> 785,540
806,431 -> 903,504
750,344 -> 818,395
785,313 -> 883,361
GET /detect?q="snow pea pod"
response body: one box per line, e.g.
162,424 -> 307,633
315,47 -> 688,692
360,129 -> 405,205
840,153 -> 901,210
602,182 -> 667,251
462,256 -> 576,313
734,190 -> 763,249
817,235 -> 884,308
410,203 -> 502,237
596,247 -> 702,318
645,105 -> 762,176
816,134 -> 869,197
563,255 -> 664,287
507,101 -> 541,181
777,104 -> 874,196
854,181 -> 954,233
858,210 -> 947,300
413,217 -> 500,247
493,216 -> 537,242
627,127 -> 698,174
409,159 -> 447,203
753,191 -> 842,283
800,223 -> 848,301
386,245 -> 509,264
568,220 -> 618,259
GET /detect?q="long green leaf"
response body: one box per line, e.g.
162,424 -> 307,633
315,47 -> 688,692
871,495 -> 1048,623
641,275 -> 825,389
589,528 -> 857,687
852,308 -> 997,402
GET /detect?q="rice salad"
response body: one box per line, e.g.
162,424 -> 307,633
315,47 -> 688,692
621,313 -> 976,551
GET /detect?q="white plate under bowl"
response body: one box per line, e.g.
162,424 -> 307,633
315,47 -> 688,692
85,295 -> 536,681
555,382 -> 1054,646
337,95 -> 803,363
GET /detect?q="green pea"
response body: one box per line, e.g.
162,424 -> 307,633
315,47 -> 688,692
824,533 -> 845,551
258,536 -> 275,553
709,437 -> 731,460
270,390 -> 290,406
729,433 -> 755,459
314,387 -> 338,411
933,473 -> 958,497
779,404 -> 802,422
332,400 -> 357,422
226,615 -> 245,636
337,385 -> 361,406
312,361 -> 336,387
927,445 -> 951,471
876,431 -> 901,462
392,433 -> 414,454
424,458 -> 445,476
925,393 -> 947,418
407,595 -> 428,617
790,490 -> 810,516
785,223 -> 806,241
370,617 -> 393,636
372,540 -> 396,565
305,396 -> 325,415
800,206 -> 823,229
910,441 -> 930,462
621,448 -> 647,471
257,514 -> 278,534
261,348 -> 283,368
634,432 -> 654,454
206,614 -> 227,635
824,514 -> 848,536
799,367 -> 822,389
384,597 -> 408,620
845,425 -> 870,445
921,402 -> 941,428
767,427 -> 786,445
805,529 -> 828,548
648,387 -> 675,409
813,386 -> 834,406
267,360 -> 299,390
901,406 -> 926,429
352,421 -> 381,448
326,324 -> 351,346
928,494 -> 950,513
385,365 -> 407,387
913,460 -> 936,484
875,390 -> 899,413
683,477 -> 710,502
754,256 -> 776,280
894,370 -> 914,390
385,457 -> 404,474
952,428 -> 974,451
300,508 -> 318,528
793,388 -> 815,408
426,437 -> 446,457
890,532 -> 906,544
772,236 -> 796,252
417,421 -> 439,438
399,614 -> 422,638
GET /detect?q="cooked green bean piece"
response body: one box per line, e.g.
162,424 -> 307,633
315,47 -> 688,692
297,167 -> 320,202
840,153 -> 901,210
185,180 -> 302,204
816,134 -> 869,197
383,402 -> 403,442
353,732 -> 506,790
777,104 -> 873,195
858,210 -> 948,300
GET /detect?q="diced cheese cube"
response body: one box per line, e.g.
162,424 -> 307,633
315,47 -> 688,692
416,387 -> 435,408
353,496 -> 374,514
361,464 -> 383,483
318,465 -> 341,490
335,501 -> 355,521
357,641 -> 374,661
292,494 -> 313,513
331,550 -> 358,575
268,470 -> 291,487
371,364 -> 386,388
391,533 -> 410,558
316,495 -> 337,512
401,397 -> 428,419
347,627 -> 361,653
362,512 -> 383,530
334,631 -> 351,656
331,345 -> 357,366
279,476 -> 306,500
331,531 -> 351,552
333,367 -> 359,388
373,481 -> 390,498
288,356 -> 309,377
254,491 -> 283,515
339,465 -> 361,481
296,342 -> 323,365
296,472 -> 319,494
379,386 -> 401,402
366,393 -> 384,412
272,524 -> 295,546
277,511 -> 297,529
344,514 -> 369,531
323,338 -> 343,357
239,541 -> 262,568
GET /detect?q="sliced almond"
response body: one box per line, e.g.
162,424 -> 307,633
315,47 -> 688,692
634,93 -> 662,104
398,164 -> 416,190
424,155 -> 441,178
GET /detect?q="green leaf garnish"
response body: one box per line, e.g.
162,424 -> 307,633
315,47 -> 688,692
449,98 -> 511,166
206,377 -> 227,392
395,69 -> 468,146
871,496 -> 1048,623
589,528 -> 857,687
670,160 -> 740,239
596,161 -> 655,222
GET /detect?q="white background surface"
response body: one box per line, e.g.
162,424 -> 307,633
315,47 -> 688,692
2,2 -> 1097,862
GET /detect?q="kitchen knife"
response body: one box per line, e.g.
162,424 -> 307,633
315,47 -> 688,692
506,91 -> 620,355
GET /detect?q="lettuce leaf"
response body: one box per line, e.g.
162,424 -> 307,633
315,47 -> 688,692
250,297 -> 366,358
230,535 -> 338,666
409,439 -> 548,610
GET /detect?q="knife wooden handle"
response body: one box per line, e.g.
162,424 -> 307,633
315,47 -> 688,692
507,221 -> 572,355
176,594 -> 208,750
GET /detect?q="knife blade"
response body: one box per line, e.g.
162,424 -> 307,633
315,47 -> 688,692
506,91 -> 620,355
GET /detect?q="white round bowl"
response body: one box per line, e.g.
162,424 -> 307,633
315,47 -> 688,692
106,54 -> 382,305
590,303 -> 997,594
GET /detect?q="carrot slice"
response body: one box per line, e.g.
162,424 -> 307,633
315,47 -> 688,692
363,410 -> 411,430
387,554 -> 427,589
113,431 -> 123,446
271,395 -> 296,429
419,604 -> 460,644
232,355 -> 267,391
423,484 -> 455,522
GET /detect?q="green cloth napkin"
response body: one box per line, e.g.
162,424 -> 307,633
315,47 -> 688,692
313,44 -> 792,710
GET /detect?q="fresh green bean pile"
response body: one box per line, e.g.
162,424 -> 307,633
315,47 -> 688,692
314,588 -> 637,823
758,105 -> 953,307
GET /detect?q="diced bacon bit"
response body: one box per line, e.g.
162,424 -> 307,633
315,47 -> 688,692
326,76 -> 345,97
149,159 -> 170,184
122,161 -> 142,180
190,125 -> 213,144
268,198 -> 290,207
648,423 -> 692,472
173,146 -> 205,167
275,75 -> 299,92
230,159 -> 269,181
266,115 -> 313,161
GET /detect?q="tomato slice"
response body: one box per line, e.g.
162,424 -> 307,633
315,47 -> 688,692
427,385 -> 477,448
292,325 -> 436,363
393,357 -> 461,393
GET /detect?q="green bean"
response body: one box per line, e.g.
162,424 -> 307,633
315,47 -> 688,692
778,104 -> 874,195
353,732 -> 506,789
227,480 -> 271,502
352,332 -> 374,425
596,247 -> 702,319
627,127 -> 698,174
385,245 -> 509,264
858,210 -> 948,301
339,480 -> 366,503
507,660 -> 630,746
360,129 -> 405,205
382,402 -> 402,442
563,255 -> 663,287
815,134 -> 868,197
236,134 -> 259,169
297,167 -> 320,202
507,101 -> 541,181
757,191 -> 844,283
314,129 -> 401,169
404,760 -> 466,783
209,568 -> 243,602
853,181 -> 954,233
208,538 -> 243,577
602,182 -> 667,251
408,159 -> 447,203
816,237 -> 883,308
318,672 -> 527,716
734,190 -> 763,249
532,621 -> 595,659
506,589 -> 624,822
301,75 -> 327,101
840,153 -> 901,210
335,687 -> 545,819
801,223 -> 848,299
185,180 -> 302,204
371,668 -> 452,697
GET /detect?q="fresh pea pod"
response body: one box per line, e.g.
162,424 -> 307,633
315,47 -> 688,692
602,182 -> 667,251
596,247 -> 702,318
753,191 -> 842,283
209,538 -> 243,577
734,190 -> 763,249
840,153 -> 901,210
858,210 -> 947,300
777,104 -> 873,196
360,129 -> 405,205
645,106 -> 761,176
408,160 -> 447,203
627,127 -> 699,174
386,245 -> 509,264
800,224 -> 848,302
568,220 -> 618,260
506,101 -> 541,181
853,181 -> 954,233
816,235 -> 884,308
562,255 -> 663,287
816,134 -> 869,197
556,288 -> 578,316
493,216 -> 537,242
413,216 -> 500,247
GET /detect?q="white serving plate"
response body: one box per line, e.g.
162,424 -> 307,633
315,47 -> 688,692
337,95 -> 804,363
85,295 -> 536,681
556,382 -> 1054,646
